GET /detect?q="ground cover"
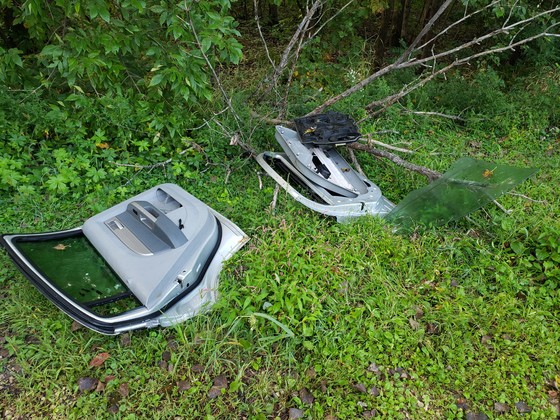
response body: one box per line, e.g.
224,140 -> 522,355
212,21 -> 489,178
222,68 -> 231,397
0,42 -> 559,419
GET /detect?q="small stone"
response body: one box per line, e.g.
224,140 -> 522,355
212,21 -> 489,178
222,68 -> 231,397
466,412 -> 488,420
162,351 -> 171,362
456,398 -> 469,411
353,383 -> 367,393
409,318 -> 421,330
481,335 -> 492,345
118,383 -> 129,397
120,334 -> 131,347
78,377 -> 98,392
191,364 -> 204,373
288,408 -> 305,419
367,363 -> 380,374
213,375 -> 228,389
305,367 -> 316,379
107,404 -> 119,414
299,387 -> 314,404
494,402 -> 509,413
177,380 -> 191,392
71,321 -> 83,332
369,387 -> 380,397
515,402 -> 531,414
208,386 -> 222,399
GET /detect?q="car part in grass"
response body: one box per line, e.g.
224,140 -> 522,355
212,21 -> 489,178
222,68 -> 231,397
257,112 -> 537,226
1,184 -> 248,335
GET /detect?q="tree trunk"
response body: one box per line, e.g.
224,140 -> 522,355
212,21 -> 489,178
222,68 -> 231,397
374,0 -> 396,69
396,0 -> 412,43
268,3 -> 279,26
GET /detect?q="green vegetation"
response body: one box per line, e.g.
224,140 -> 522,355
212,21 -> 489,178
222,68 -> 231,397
1,0 -> 559,418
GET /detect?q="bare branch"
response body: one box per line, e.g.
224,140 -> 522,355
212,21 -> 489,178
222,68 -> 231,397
348,142 -> 441,181
404,0 -> 454,60
361,134 -> 415,154
309,0 -> 355,39
508,192 -> 548,204
309,5 -> 560,115
400,109 -> 466,122
250,110 -> 292,127
179,8 -> 256,156
258,0 -> 323,99
404,7 -> 560,71
415,0 -> 500,52
254,0 -> 275,68
347,148 -> 365,176
363,18 -> 560,116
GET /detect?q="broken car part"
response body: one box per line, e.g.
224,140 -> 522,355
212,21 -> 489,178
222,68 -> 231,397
1,184 -> 248,335
257,112 -> 395,222
257,112 -> 537,226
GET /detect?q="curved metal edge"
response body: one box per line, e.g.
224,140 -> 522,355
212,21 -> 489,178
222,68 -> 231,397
154,210 -> 249,329
256,152 -> 395,221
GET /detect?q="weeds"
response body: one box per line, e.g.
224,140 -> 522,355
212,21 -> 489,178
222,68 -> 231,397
1,59 -> 559,419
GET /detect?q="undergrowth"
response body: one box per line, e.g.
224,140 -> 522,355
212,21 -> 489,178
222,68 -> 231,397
1,57 -> 559,418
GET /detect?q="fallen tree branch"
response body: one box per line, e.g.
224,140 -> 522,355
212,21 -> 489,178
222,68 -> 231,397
400,109 -> 466,122
250,110 -> 292,127
347,148 -> 365,176
361,134 -> 415,154
309,5 -> 560,116
348,142 -> 441,181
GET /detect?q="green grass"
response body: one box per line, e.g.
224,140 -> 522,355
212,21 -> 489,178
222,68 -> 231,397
1,65 -> 560,418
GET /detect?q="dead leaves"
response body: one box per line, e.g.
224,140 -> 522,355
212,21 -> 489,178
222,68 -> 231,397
482,168 -> 495,178
77,377 -> 98,392
89,352 -> 110,368
208,375 -> 228,399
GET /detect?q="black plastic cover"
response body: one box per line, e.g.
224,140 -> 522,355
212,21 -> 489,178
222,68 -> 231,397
294,112 -> 361,146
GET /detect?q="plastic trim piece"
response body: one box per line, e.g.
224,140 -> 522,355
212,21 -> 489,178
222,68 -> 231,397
256,152 -> 394,222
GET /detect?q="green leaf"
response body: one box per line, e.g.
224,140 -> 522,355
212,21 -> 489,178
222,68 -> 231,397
149,73 -> 164,87
201,38 -> 212,53
510,241 -> 525,255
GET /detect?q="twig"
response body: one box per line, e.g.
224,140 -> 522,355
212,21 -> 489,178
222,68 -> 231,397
507,192 -> 548,204
109,146 -> 198,170
309,5 -> 560,116
348,142 -> 441,181
257,172 -> 263,190
270,183 -> 280,211
179,9 -> 256,156
373,129 -> 400,135
362,134 -> 415,154
308,0 -> 355,39
254,0 -> 275,68
250,110 -> 293,127
400,109 -> 466,122
347,148 -> 365,176
493,200 -> 512,214
258,0 -> 323,100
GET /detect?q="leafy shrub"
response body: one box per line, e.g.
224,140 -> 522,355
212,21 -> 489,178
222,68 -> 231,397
0,87 -> 207,197
1,0 -> 242,103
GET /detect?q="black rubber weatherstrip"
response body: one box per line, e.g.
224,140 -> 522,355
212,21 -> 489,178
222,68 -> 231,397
0,218 -> 223,335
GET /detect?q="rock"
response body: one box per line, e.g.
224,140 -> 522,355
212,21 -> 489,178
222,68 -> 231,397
288,408 -> 305,419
